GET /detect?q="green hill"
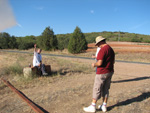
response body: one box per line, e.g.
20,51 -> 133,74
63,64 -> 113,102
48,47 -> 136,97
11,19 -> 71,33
57,31 -> 150,44
1,31 -> 150,50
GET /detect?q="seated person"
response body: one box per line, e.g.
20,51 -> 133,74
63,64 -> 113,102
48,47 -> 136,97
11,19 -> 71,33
33,44 -> 48,76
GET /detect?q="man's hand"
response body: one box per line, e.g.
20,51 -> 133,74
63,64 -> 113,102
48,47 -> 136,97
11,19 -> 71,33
38,64 -> 41,67
92,54 -> 96,58
34,44 -> 37,52
92,63 -> 95,67
34,44 -> 36,48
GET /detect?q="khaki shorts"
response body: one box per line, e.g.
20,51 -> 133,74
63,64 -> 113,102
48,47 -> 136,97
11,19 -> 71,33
93,72 -> 113,100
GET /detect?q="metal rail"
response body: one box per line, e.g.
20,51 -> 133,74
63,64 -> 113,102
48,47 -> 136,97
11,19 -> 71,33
1,78 -> 49,113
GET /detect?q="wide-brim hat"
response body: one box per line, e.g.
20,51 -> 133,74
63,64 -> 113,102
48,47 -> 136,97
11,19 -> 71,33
95,36 -> 106,46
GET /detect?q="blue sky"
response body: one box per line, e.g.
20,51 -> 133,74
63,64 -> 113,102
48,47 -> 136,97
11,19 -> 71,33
2,0 -> 150,36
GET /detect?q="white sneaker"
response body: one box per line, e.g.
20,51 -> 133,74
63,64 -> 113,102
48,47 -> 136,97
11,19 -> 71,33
98,105 -> 107,112
83,105 -> 96,112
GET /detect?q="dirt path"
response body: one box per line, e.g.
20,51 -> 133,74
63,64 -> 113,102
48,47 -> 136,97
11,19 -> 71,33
0,58 -> 150,113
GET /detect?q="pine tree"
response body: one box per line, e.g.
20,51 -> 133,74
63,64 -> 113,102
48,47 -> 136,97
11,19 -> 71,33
38,26 -> 58,50
68,26 -> 87,54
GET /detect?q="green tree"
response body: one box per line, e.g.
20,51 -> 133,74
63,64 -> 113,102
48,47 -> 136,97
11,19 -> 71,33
8,36 -> 18,49
0,32 -> 11,49
37,26 -> 58,50
0,33 -> 18,49
17,35 -> 36,50
68,26 -> 87,54
57,35 -> 70,51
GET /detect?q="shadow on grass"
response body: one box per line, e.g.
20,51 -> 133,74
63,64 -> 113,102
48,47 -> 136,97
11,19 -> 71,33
112,76 -> 150,83
48,68 -> 83,76
106,92 -> 150,111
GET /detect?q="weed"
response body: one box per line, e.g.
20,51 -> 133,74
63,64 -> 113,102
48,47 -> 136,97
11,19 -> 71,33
3,62 -> 23,76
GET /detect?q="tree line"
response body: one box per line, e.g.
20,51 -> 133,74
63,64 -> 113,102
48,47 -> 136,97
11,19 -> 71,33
0,26 -> 87,54
0,26 -> 150,53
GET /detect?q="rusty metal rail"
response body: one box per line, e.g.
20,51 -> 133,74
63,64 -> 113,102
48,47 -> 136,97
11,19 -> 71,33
1,78 -> 49,113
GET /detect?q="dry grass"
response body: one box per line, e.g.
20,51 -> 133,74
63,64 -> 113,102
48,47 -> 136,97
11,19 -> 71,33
0,51 -> 92,83
0,49 -> 150,113
115,52 -> 150,63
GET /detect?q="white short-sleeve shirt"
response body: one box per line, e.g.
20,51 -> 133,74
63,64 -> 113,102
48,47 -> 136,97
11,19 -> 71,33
33,52 -> 42,67
95,47 -> 101,58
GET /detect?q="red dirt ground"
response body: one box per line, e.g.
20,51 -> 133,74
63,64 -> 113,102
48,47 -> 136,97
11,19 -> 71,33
87,42 -> 150,53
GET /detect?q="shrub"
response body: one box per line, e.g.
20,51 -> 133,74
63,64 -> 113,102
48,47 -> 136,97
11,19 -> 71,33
131,38 -> 141,42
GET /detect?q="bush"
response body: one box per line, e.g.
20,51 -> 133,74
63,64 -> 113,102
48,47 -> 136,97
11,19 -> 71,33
131,38 -> 141,42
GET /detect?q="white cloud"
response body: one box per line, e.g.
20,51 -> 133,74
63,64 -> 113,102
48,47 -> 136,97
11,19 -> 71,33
17,23 -> 22,28
129,21 -> 149,30
35,6 -> 44,10
90,10 -> 94,14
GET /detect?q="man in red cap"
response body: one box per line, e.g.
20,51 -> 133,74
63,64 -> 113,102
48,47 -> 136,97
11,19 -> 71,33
83,36 -> 115,112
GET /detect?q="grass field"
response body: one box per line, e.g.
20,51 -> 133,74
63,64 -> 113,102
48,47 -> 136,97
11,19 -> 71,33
0,42 -> 150,113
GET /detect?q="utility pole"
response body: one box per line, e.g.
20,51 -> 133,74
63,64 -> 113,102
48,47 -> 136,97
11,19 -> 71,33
118,31 -> 120,42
